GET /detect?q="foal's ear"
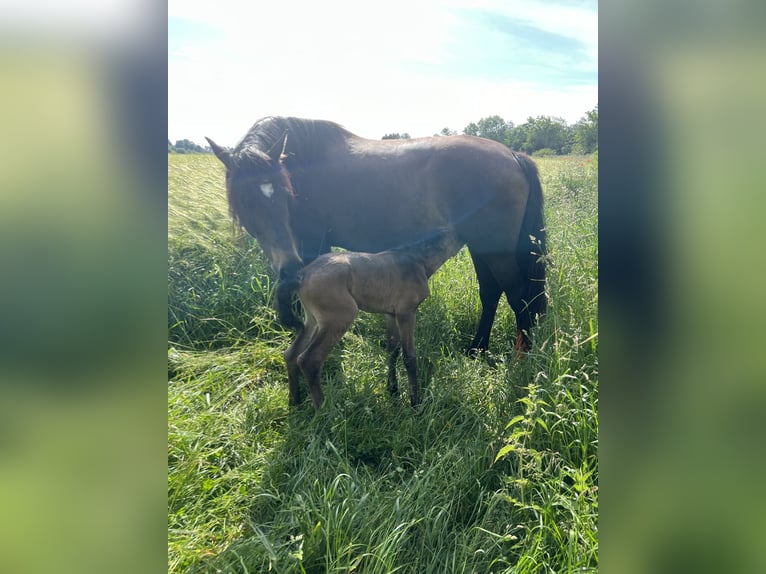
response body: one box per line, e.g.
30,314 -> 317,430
206,137 -> 234,169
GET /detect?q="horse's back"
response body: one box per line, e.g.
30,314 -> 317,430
314,136 -> 529,250
350,134 -> 519,178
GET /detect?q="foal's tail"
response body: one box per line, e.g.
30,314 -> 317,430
514,152 -> 548,324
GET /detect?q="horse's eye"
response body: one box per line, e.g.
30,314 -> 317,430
260,182 -> 275,198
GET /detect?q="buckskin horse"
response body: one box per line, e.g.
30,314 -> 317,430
283,228 -> 464,409
206,116 -> 546,353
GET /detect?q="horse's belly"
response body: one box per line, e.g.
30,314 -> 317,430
328,210 -> 446,253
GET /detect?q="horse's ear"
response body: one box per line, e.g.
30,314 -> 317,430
269,132 -> 289,163
206,137 -> 234,169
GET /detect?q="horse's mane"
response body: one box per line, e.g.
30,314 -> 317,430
234,116 -> 353,160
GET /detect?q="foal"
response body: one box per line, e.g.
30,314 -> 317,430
284,229 -> 465,409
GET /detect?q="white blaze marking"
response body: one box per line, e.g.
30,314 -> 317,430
260,182 -> 274,198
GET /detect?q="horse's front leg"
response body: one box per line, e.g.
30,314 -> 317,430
283,315 -> 316,406
396,313 -> 419,408
385,315 -> 401,397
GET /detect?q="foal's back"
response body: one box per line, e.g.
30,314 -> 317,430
298,251 -> 430,316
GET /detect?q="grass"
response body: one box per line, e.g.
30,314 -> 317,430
168,153 -> 598,573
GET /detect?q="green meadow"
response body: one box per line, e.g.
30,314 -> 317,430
168,152 -> 598,573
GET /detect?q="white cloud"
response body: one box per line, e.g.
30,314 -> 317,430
168,0 -> 597,144
461,0 -> 598,54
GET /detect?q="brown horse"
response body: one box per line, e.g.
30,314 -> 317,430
284,229 -> 465,409
207,116 -> 546,353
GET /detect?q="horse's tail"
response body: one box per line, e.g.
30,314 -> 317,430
275,270 -> 303,330
514,152 -> 548,324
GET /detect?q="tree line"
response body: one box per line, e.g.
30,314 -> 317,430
450,105 -> 597,155
169,105 -> 597,156
385,106 -> 598,156
168,139 -> 207,154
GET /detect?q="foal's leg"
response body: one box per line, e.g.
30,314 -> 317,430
385,314 -> 401,397
395,312 -> 419,408
297,303 -> 358,409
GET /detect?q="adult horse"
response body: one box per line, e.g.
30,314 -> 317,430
206,116 -> 546,352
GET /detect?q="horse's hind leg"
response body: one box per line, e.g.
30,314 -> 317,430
385,315 -> 401,397
468,251 -> 503,354
479,253 -> 533,354
507,282 -> 546,354
395,312 -> 419,408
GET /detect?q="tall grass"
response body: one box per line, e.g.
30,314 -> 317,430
168,153 -> 598,573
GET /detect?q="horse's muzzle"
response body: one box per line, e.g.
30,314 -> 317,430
278,260 -> 303,283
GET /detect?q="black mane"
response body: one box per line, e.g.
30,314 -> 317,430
234,116 -> 353,161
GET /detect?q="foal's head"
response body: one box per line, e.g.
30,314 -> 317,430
206,135 -> 303,280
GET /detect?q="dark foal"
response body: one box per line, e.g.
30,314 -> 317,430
283,229 -> 465,409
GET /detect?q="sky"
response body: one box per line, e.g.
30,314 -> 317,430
168,0 -> 597,146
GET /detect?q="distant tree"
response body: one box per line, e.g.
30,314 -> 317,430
462,122 -> 478,136
381,133 -> 411,140
439,127 -> 457,136
571,105 -> 598,154
462,116 -> 511,143
523,116 -> 571,155
169,139 -> 207,153
478,115 -> 512,143
506,123 -> 529,152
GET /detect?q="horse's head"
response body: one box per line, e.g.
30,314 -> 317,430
206,136 -> 303,282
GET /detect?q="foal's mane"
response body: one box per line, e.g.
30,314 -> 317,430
234,116 -> 353,161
